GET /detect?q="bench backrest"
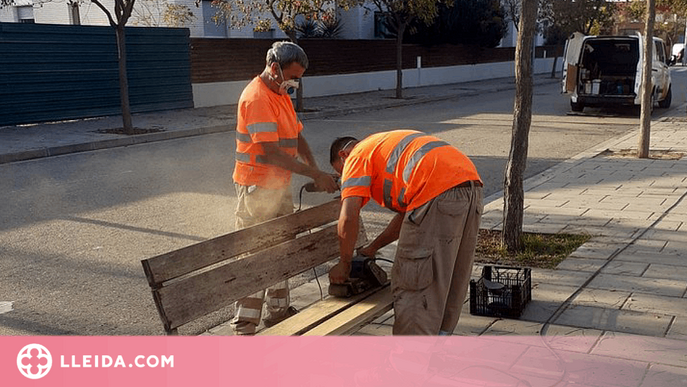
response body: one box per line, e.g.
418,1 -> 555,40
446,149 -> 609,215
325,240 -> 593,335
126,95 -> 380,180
141,200 -> 367,335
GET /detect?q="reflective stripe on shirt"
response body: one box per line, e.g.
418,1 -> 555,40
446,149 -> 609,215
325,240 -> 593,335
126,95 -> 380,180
236,132 -> 252,143
402,141 -> 450,182
236,151 -> 269,164
386,132 -> 424,174
278,138 -> 299,148
247,122 -> 278,135
341,176 -> 372,190
382,133 -> 449,211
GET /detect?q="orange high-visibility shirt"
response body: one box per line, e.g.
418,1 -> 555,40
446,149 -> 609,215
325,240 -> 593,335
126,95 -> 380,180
232,77 -> 303,188
340,130 -> 482,212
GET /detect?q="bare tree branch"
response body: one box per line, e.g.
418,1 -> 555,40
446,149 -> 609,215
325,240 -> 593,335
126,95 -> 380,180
91,0 -> 118,27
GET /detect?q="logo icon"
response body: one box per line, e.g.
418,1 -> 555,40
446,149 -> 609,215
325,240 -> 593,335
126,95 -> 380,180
17,344 -> 52,379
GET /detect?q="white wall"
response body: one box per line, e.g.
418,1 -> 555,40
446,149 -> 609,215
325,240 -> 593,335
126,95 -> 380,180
193,57 -> 563,107
338,5 -> 375,39
0,6 -> 18,22
6,0 -> 199,28
499,20 -> 546,48
0,0 -> 31,22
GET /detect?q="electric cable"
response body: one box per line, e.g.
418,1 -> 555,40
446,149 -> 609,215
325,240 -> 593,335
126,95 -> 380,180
313,267 -> 324,301
298,184 -> 307,211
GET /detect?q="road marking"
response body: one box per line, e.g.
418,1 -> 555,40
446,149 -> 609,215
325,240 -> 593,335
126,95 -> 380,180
0,301 -> 13,314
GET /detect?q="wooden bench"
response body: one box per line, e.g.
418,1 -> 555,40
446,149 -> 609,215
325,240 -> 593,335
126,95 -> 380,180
141,199 -> 393,336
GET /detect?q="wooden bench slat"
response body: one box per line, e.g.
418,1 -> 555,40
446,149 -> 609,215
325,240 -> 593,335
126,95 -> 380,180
154,223 -> 367,332
257,284 -> 384,336
303,286 -> 394,336
142,200 -> 341,286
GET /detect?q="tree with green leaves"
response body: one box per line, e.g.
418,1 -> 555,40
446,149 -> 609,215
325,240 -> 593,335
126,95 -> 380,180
540,0 -> 615,44
210,0 -> 359,110
617,0 -> 687,55
367,0 -> 446,99
131,0 -> 195,28
210,0 -> 341,42
405,0 -> 507,48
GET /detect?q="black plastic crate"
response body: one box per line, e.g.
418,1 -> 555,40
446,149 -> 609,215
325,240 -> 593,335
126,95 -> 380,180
469,265 -> 532,319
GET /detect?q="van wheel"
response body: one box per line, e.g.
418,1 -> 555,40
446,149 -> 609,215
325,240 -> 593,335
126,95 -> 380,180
658,86 -> 672,108
571,101 -> 584,112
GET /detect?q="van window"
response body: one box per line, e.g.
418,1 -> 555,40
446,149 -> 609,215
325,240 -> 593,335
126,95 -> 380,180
615,43 -> 631,52
656,41 -> 667,63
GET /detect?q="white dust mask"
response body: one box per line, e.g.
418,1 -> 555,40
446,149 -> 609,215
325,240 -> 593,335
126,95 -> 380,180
277,65 -> 300,95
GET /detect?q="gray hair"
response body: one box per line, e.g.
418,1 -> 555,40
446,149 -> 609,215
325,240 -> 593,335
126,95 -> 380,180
266,41 -> 309,70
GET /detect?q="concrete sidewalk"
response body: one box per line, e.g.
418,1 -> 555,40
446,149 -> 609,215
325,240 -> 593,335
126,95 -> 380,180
343,106 -> 687,386
3,74 -> 686,385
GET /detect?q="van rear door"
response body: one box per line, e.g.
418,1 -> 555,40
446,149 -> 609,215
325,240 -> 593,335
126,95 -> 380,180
562,32 -> 586,93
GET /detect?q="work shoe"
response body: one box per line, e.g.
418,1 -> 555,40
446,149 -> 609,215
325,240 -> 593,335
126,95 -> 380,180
263,306 -> 299,327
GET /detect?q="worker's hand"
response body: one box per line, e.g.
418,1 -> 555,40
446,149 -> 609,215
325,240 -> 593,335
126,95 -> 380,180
329,261 -> 351,284
314,171 -> 339,193
358,245 -> 377,258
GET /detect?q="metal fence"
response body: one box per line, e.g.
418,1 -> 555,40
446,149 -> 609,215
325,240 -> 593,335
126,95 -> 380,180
0,22 -> 193,126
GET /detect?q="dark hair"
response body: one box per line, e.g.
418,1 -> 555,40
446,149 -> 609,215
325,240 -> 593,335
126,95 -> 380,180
329,136 -> 357,165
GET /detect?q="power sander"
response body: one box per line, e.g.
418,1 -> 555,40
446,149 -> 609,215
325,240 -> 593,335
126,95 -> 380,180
328,255 -> 388,298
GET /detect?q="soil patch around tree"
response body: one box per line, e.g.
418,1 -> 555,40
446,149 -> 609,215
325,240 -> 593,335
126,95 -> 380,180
475,229 -> 591,269
597,148 -> 684,160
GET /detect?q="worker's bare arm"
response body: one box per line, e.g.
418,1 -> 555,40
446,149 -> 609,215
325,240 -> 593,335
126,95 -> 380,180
358,212 -> 404,257
330,196 -> 364,284
297,133 -> 318,169
262,142 -> 338,192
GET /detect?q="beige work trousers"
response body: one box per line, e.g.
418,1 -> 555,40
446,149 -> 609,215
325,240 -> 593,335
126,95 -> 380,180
392,182 -> 483,335
231,183 -> 294,335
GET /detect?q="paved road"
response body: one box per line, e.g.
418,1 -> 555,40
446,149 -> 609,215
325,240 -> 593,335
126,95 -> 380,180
1,71 -> 685,335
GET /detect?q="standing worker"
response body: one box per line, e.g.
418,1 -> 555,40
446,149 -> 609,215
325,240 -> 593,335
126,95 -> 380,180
231,41 -> 338,335
328,130 -> 483,335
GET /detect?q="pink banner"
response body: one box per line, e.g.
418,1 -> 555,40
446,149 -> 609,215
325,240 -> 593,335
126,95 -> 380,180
2,336 -> 685,386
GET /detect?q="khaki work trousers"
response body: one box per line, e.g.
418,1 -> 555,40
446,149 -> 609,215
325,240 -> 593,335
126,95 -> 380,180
231,183 -> 294,335
392,182 -> 483,335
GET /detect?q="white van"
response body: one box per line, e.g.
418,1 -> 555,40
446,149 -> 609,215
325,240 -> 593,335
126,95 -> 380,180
562,32 -> 671,112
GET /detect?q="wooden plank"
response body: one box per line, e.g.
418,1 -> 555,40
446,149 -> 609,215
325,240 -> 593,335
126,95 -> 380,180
303,286 -> 394,336
257,285 -> 382,336
154,223 -> 366,331
142,200 -> 341,286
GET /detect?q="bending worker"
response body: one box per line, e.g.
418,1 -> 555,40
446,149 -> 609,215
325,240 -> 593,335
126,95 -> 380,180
328,130 -> 483,335
231,41 -> 338,335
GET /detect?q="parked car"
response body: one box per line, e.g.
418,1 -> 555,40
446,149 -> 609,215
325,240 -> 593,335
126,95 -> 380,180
669,43 -> 684,66
562,32 -> 672,113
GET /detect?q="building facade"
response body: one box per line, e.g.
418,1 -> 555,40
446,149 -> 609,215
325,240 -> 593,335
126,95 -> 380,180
1,0 -> 526,46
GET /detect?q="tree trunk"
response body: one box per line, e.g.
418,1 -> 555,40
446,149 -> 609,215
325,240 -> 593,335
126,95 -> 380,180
502,0 -> 537,252
550,44 -> 563,78
395,23 -> 406,99
295,80 -> 304,112
115,24 -> 134,133
638,0 -> 655,159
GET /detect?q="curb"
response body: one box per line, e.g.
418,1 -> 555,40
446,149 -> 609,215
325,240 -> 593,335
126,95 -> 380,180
0,125 -> 232,165
0,77 -> 561,165
482,100 -> 687,208
299,77 -> 561,121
